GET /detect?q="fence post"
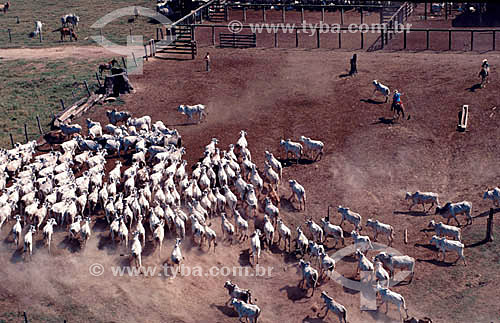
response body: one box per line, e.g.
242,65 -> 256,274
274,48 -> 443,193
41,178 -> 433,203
381,31 -> 384,49
424,1 -> 427,20
471,31 -> 474,51
243,7 -> 247,22
316,28 -> 320,48
360,8 -> 363,24
8,29 -> 11,42
361,31 -> 364,49
282,6 -> 285,22
426,29 -> 430,50
84,80 -> 91,97
144,44 -> 148,61
212,25 -> 215,46
274,30 -> 278,48
338,31 -> 342,49
295,29 -> 299,47
493,30 -> 496,51
191,25 -> 195,41
60,99 -> 65,111
340,7 -> 344,25
24,124 -> 28,143
262,6 -> 266,22
192,42 -> 195,60
95,72 -> 102,88
224,4 -> 228,22
16,16 -> 19,24
232,32 -> 236,48
9,133 -> 14,148
486,208 -> 494,242
445,2 -> 448,20
403,29 -> 407,49
99,29 -> 103,43
301,7 -> 304,23
130,51 -> 137,67
36,116 -> 43,134
449,29 -> 452,50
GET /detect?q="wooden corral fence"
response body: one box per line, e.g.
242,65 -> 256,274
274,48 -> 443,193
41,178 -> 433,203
368,1 -> 415,51
192,23 -> 500,52
225,3 -> 383,25
382,28 -> 499,51
219,32 -> 256,48
153,0 -> 216,59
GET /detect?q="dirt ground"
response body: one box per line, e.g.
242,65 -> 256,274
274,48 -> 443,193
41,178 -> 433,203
0,45 -> 132,61
1,32 -> 500,323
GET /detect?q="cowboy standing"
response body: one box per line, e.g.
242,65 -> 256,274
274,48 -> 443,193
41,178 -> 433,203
205,53 -> 211,72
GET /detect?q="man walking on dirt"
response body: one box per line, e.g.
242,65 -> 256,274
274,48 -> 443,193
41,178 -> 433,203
204,52 -> 211,72
349,53 -> 357,76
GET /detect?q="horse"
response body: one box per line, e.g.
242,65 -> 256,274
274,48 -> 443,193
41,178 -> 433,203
53,27 -> 78,42
61,14 -> 80,30
0,1 -> 10,14
391,101 -> 406,120
479,67 -> 489,88
99,59 -> 119,75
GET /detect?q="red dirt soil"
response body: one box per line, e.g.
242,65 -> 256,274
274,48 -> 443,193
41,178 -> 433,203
1,47 -> 500,323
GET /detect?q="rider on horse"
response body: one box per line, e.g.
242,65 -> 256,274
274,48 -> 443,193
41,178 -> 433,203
391,89 -> 402,111
479,59 -> 490,87
482,59 -> 489,71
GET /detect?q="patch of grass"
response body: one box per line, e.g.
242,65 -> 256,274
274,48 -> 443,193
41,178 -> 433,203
0,0 -> 163,48
0,57 -> 122,148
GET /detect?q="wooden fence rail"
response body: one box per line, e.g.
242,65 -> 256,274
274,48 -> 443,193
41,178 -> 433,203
194,24 -> 500,52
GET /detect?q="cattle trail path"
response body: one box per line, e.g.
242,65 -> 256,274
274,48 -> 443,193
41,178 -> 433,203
0,45 -> 125,61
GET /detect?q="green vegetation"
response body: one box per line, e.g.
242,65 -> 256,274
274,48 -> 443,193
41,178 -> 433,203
0,57 -> 120,148
0,0 -> 162,48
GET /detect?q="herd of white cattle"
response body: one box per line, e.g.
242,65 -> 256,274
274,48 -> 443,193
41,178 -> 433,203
0,107 -> 498,323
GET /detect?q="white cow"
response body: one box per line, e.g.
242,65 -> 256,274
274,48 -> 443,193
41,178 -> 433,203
372,80 -> 390,102
319,291 -> 347,323
33,21 -> 43,36
299,136 -> 324,161
435,201 -> 473,226
177,104 -> 207,123
405,191 -> 440,212
483,187 -> 500,207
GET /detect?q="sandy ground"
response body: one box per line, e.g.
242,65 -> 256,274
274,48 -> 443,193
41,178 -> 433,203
1,19 -> 500,323
0,45 -> 142,61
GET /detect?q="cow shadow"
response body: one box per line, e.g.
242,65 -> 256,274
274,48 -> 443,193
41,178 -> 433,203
414,242 -> 437,251
393,210 -> 428,217
372,117 -> 395,125
279,284 -> 310,301
342,285 -> 360,295
338,73 -> 351,78
279,197 -> 299,213
303,315 -> 327,323
361,98 -> 385,105
9,247 -> 24,264
210,303 -> 238,318
238,248 -> 251,267
417,258 -> 455,267
57,235 -> 82,253
466,83 -> 482,92
278,158 -> 314,168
